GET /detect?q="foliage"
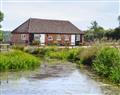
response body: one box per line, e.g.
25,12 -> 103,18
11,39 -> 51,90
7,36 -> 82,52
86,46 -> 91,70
105,27 -> 120,40
85,21 -> 105,42
32,40 -> 40,46
85,18 -> 120,42
48,50 -> 68,60
93,47 -> 120,83
79,47 -> 98,65
0,11 -> 4,28
24,46 -> 58,57
0,50 -> 40,71
118,15 -> 120,27
0,30 -> 3,42
0,11 -> 4,42
12,45 -> 24,51
67,48 -> 83,62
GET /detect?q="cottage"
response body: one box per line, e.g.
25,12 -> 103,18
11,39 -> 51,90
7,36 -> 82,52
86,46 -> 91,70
11,18 -> 84,46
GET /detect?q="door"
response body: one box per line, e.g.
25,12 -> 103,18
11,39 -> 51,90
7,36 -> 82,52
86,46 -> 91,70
40,34 -> 45,45
29,34 -> 34,45
71,35 -> 75,45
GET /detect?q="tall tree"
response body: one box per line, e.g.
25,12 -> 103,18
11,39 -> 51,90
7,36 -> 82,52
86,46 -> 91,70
89,21 -> 104,40
0,11 -> 4,42
118,15 -> 120,27
90,21 -> 98,31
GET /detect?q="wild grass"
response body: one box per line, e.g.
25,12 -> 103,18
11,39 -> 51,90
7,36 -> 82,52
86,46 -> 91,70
0,50 -> 40,71
93,47 -> 120,83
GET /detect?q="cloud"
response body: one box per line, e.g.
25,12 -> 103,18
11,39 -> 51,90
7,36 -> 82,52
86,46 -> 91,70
1,1 -> 119,30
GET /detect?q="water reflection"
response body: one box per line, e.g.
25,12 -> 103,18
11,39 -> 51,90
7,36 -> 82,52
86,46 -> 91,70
0,65 -> 120,95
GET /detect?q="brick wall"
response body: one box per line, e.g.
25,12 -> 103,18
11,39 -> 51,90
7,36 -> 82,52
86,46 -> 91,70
45,34 -> 71,45
11,33 -> 29,45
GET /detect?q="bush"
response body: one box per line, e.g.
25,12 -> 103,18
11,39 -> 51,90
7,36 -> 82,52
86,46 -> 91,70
0,50 -> 40,71
24,46 -> 58,57
31,40 -> 40,46
93,47 -> 120,83
67,48 -> 83,62
12,45 -> 24,51
48,50 -> 69,60
79,47 -> 98,65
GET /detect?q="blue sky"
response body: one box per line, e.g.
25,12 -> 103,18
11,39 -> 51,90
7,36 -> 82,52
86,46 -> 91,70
0,0 -> 119,31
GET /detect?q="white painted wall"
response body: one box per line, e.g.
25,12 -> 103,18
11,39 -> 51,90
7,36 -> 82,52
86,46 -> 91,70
40,34 -> 45,45
71,35 -> 75,45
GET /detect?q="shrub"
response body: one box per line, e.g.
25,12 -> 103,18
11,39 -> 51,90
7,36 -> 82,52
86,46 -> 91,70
24,46 -> 59,57
79,47 -> 98,65
0,50 -> 40,71
48,50 -> 69,60
67,48 -> 83,62
93,47 -> 120,83
12,45 -> 24,51
32,40 -> 40,46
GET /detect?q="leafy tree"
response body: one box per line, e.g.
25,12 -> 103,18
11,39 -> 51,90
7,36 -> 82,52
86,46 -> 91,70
85,21 -> 105,41
0,11 -> 4,42
113,27 -> 120,40
105,27 -> 120,40
118,15 -> 120,27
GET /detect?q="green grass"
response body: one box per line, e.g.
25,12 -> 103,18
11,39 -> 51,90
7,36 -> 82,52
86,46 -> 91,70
0,50 -> 40,71
93,47 -> 120,83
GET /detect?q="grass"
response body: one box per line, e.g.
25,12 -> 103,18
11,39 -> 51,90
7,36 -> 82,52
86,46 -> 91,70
93,47 -> 120,83
0,50 -> 40,71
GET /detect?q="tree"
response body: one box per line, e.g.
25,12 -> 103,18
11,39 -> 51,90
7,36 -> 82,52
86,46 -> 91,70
0,11 -> 4,42
118,15 -> 120,27
90,21 -> 98,31
89,21 -> 105,40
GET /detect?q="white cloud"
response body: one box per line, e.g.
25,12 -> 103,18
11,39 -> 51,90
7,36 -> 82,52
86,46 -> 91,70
1,1 -> 119,30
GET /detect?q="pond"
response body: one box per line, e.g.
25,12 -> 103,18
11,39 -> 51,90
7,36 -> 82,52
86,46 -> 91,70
0,61 -> 120,95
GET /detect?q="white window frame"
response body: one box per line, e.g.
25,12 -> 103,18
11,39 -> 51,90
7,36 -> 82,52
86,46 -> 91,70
21,34 -> 26,40
76,35 -> 80,41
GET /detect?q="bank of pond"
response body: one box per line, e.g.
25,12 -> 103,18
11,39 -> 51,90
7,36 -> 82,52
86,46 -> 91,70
0,45 -> 120,84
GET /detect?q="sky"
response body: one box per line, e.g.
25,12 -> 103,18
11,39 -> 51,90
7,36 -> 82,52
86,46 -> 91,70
0,0 -> 120,31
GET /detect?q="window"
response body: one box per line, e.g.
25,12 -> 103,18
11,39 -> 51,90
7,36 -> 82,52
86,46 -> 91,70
34,34 -> 40,41
48,36 -> 53,41
21,34 -> 26,40
56,35 -> 61,41
76,35 -> 80,41
64,35 -> 69,41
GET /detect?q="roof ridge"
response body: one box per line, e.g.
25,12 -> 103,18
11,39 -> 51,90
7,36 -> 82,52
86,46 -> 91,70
29,18 -> 69,22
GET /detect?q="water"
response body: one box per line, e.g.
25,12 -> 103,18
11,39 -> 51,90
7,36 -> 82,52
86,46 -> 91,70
0,63 -> 120,95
